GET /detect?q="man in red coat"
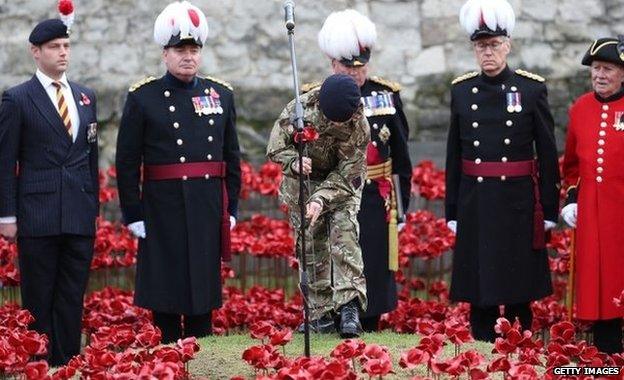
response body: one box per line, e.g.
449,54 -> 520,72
562,37 -> 624,354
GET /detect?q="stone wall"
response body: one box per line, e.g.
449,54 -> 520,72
1,0 -> 622,163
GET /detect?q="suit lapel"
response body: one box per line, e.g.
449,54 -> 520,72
69,83 -> 87,153
27,77 -> 72,146
70,83 -> 87,137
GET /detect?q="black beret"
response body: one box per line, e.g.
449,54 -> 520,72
29,19 -> 69,45
582,37 -> 624,67
319,74 -> 361,123
339,48 -> 371,67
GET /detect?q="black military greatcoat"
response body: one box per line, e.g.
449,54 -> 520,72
358,77 -> 412,317
116,72 -> 241,315
445,66 -> 559,306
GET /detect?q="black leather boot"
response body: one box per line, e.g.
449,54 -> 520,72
339,299 -> 362,338
296,313 -> 336,334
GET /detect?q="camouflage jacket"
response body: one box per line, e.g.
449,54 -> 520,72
266,87 -> 370,210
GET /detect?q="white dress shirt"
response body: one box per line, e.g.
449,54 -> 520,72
0,71 -> 81,225
35,69 -> 80,142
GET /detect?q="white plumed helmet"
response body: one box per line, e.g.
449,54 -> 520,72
318,9 -> 377,66
154,1 -> 209,48
459,0 -> 515,41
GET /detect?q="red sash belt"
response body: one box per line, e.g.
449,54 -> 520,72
144,161 -> 232,261
144,162 -> 226,180
461,159 -> 546,250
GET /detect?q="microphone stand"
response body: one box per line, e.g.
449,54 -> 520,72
284,8 -> 311,358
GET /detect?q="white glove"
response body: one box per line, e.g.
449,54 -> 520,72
398,222 -> 406,232
128,221 -> 146,239
447,220 -> 457,234
544,220 -> 557,231
230,215 -> 236,230
561,203 -> 577,228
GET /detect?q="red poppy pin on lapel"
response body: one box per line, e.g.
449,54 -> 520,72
80,92 -> 91,106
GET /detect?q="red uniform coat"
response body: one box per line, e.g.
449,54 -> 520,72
562,91 -> 624,320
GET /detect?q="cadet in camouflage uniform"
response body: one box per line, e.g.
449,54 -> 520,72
266,74 -> 370,338
317,9 -> 413,332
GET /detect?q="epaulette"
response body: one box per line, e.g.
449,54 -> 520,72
369,76 -> 401,92
451,71 -> 479,85
301,81 -> 321,94
203,76 -> 233,91
515,69 -> 546,82
129,76 -> 156,92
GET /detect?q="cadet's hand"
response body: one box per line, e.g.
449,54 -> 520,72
305,201 -> 322,226
561,203 -> 577,228
291,157 -> 312,175
0,223 -> 17,242
398,222 -> 406,232
128,221 -> 146,239
447,220 -> 457,234
544,220 -> 557,231
230,215 -> 236,230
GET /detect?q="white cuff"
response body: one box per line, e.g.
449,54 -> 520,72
447,220 -> 457,234
544,220 -> 557,231
0,216 -> 16,224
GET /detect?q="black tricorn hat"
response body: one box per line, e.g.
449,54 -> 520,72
582,36 -> 624,67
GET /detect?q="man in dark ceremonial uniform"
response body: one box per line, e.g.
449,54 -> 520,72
445,0 -> 560,342
0,2 -> 99,365
316,9 -> 412,332
116,1 -> 240,343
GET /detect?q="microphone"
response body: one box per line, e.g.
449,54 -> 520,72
284,0 -> 295,30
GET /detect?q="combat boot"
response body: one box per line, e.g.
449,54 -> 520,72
339,299 -> 362,338
296,313 -> 336,334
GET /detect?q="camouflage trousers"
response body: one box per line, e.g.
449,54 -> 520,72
289,202 -> 368,321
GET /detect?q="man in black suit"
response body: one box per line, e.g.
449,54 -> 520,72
0,13 -> 98,365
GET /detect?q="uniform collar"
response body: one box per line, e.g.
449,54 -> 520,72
594,87 -> 624,103
36,69 -> 70,89
481,65 -> 512,85
164,71 -> 198,90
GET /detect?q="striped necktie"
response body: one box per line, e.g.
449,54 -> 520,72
52,81 -> 72,138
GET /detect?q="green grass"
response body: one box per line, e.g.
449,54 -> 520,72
191,332 -> 495,379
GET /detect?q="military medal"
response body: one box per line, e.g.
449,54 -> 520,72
361,91 -> 396,117
378,124 -> 391,143
192,96 -> 206,116
362,96 -> 373,117
377,92 -> 396,115
506,92 -> 522,113
614,111 -> 624,131
209,87 -> 223,114
506,93 -> 514,113
86,122 -> 97,143
191,92 -> 223,116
